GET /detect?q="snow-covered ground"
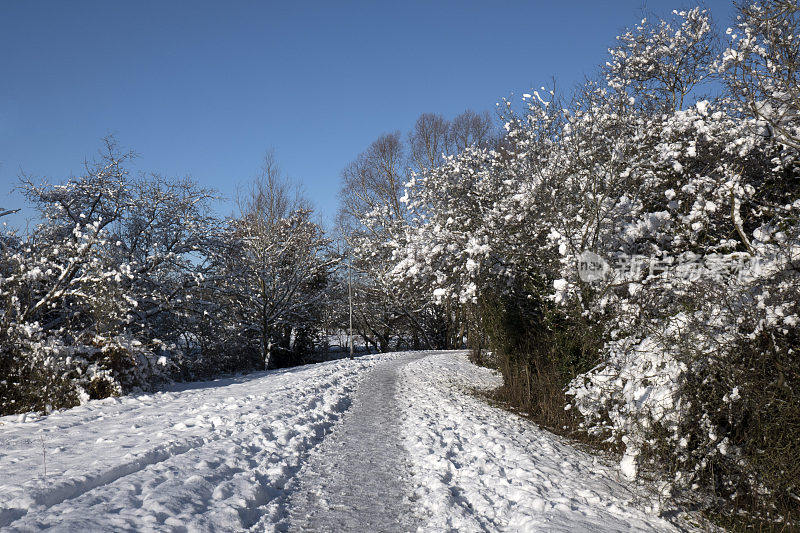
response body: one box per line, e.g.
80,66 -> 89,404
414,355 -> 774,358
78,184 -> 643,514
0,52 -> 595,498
277,353 -> 424,532
398,352 -> 682,532
1,351 -> 687,532
0,354 -> 400,531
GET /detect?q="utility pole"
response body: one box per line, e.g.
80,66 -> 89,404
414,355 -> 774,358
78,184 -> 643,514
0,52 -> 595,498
348,256 -> 354,360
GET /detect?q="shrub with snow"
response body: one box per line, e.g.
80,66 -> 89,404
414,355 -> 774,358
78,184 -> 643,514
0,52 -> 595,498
382,2 -> 800,520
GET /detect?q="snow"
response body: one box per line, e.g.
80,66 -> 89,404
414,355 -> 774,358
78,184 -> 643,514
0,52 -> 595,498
0,354 -> 398,531
2,351 -> 688,531
620,452 -> 639,481
398,352 -> 682,532
278,353 -> 425,532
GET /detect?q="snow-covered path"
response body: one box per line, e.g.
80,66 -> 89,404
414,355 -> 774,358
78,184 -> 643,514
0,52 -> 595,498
278,354 -> 425,532
1,351 -> 689,532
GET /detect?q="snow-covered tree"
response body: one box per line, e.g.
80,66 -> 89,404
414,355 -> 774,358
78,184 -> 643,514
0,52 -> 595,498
338,111 -> 496,351
1,138 -> 165,414
1,141 -> 340,413
722,0 -> 800,150
338,131 -> 434,351
220,153 -> 336,369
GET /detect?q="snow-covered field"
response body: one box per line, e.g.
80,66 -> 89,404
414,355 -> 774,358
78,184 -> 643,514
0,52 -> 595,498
0,354 -> 400,531
1,351 -> 687,532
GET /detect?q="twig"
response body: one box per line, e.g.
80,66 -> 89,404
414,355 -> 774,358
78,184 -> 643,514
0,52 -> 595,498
40,434 -> 47,478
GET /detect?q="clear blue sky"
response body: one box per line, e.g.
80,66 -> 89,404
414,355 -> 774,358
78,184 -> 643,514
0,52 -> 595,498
1,1 -> 737,230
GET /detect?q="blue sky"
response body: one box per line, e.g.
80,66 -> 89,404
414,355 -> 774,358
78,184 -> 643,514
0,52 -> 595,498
1,1 -> 737,230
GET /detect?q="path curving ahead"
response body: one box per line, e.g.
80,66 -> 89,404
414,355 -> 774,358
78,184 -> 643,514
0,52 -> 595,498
1,350 -> 686,532
282,353 -> 427,532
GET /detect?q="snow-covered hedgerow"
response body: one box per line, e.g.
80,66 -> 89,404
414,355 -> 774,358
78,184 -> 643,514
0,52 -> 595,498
380,2 -> 800,521
561,3 -> 800,516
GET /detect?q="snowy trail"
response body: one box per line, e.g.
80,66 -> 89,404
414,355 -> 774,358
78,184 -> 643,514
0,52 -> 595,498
276,354 -> 425,532
0,354 -> 400,531
1,351 -> 690,532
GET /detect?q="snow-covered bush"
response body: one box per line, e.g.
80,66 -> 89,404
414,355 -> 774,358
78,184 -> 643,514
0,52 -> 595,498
569,247 -> 800,515
0,141 -> 170,413
373,2 -> 799,520
564,3 -> 800,517
1,140 -> 341,414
